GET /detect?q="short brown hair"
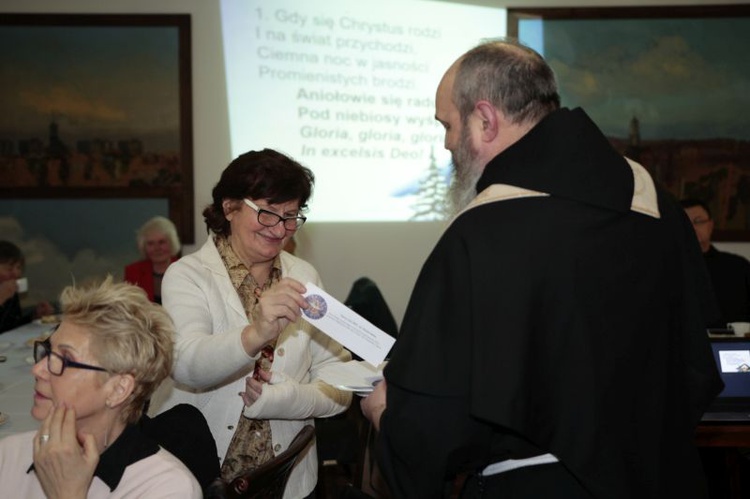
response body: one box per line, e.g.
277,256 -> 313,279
203,149 -> 314,236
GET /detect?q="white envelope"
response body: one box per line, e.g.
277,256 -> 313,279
301,282 -> 396,366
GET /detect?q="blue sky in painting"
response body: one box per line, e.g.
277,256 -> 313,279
519,17 -> 750,140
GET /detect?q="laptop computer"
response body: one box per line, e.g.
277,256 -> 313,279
702,336 -> 750,422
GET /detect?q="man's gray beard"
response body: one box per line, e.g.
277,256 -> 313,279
447,131 -> 484,216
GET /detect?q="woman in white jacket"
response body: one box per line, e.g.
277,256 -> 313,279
154,149 -> 351,499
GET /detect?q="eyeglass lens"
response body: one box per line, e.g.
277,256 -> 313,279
33,340 -> 59,374
33,339 -> 108,375
257,210 -> 304,230
33,341 -> 47,364
244,199 -> 305,230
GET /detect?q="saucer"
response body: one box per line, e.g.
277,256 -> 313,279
32,314 -> 61,326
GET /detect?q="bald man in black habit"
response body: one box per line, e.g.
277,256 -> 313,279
361,39 -> 722,499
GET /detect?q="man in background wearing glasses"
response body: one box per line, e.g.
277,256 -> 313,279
682,198 -> 750,327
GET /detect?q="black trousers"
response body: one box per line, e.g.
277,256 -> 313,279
459,463 -> 594,499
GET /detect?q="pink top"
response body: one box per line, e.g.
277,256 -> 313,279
0,431 -> 202,498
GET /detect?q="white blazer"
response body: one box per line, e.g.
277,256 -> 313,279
151,236 -> 352,499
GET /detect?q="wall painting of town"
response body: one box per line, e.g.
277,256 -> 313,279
0,14 -> 194,243
509,5 -> 750,241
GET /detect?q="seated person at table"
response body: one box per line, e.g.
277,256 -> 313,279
681,198 -> 750,325
124,216 -> 181,305
0,277 -> 201,498
0,241 -> 54,334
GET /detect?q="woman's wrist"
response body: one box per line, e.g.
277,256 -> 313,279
241,324 -> 267,357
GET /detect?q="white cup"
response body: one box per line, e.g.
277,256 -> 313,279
728,322 -> 750,336
16,277 -> 28,293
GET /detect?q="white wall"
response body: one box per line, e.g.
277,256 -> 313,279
4,0 -> 749,325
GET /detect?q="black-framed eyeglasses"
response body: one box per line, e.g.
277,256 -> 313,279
33,338 -> 108,376
243,199 -> 306,230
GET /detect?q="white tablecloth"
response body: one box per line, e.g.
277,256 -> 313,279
0,322 -> 55,439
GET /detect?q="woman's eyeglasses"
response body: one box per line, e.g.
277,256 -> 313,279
33,338 -> 108,376
243,199 -> 306,230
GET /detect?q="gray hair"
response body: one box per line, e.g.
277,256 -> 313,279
136,216 -> 181,257
454,39 -> 560,127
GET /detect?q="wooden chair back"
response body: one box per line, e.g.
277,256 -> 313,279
207,425 -> 315,499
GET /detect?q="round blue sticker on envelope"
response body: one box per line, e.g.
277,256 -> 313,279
304,294 -> 328,319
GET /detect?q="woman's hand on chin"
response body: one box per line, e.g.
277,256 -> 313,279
33,404 -> 99,499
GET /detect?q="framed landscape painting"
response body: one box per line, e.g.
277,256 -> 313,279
509,6 -> 750,241
0,13 -> 194,243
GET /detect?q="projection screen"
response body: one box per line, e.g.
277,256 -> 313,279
221,0 -> 507,222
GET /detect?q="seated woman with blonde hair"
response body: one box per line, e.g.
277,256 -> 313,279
0,277 -> 201,498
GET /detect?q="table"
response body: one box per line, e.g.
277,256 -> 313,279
696,423 -> 750,499
0,322 -> 55,439
697,423 -> 750,447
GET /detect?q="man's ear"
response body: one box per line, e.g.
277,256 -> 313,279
106,373 -> 136,409
474,100 -> 500,142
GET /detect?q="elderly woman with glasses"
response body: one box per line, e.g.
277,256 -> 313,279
0,277 -> 201,498
150,149 -> 351,499
124,216 -> 182,305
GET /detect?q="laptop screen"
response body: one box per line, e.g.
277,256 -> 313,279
709,337 -> 750,399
